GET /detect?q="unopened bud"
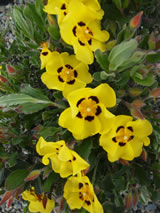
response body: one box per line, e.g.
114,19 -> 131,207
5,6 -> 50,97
150,88 -> 160,98
6,65 -> 16,75
130,11 -> 143,29
141,149 -> 147,161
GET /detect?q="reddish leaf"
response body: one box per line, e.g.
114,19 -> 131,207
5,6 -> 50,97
0,191 -> 13,205
132,192 -> 140,207
130,11 -> 143,29
0,76 -> 7,83
42,196 -> 47,209
125,192 -> 132,209
120,159 -> 130,166
150,88 -> 160,98
6,65 -> 15,74
24,170 -> 41,182
7,197 -> 14,208
131,108 -> 144,120
141,149 -> 147,162
131,99 -> 145,109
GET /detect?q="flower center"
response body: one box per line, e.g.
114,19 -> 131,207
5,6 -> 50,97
72,22 -> 93,46
57,64 -> 78,84
112,126 -> 134,147
79,99 -> 97,117
78,182 -> 94,206
76,96 -> 102,121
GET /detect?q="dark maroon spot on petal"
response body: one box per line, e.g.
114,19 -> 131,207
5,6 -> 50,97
78,21 -> 86,26
95,106 -> 102,116
85,200 -> 91,206
116,126 -> 124,133
79,192 -> 83,200
56,152 -> 59,155
127,126 -> 134,132
78,39 -> 85,46
88,96 -> 99,103
67,79 -> 75,85
73,156 -> 76,161
85,116 -> 94,121
88,28 -> 93,36
112,137 -> 117,143
92,198 -> 94,202
57,67 -> 63,73
61,3 -> 66,10
79,183 -> 83,189
64,12 -> 67,15
56,148 -> 59,150
60,145 -> 63,147
58,76 -> 64,82
42,52 -> 48,56
74,70 -> 78,78
76,111 -> 83,118
128,135 -> 134,141
85,182 -> 89,185
77,98 -> 85,107
68,160 -> 72,162
88,39 -> 92,45
65,64 -> 73,69
72,26 -> 77,36
119,142 -> 126,147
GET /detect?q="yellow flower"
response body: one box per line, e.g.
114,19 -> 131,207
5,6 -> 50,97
41,51 -> 92,98
64,175 -> 103,213
22,188 -> 55,213
44,0 -> 104,24
40,47 -> 53,70
58,84 -> 116,140
59,1 -> 109,64
99,115 -> 153,162
36,137 -> 89,178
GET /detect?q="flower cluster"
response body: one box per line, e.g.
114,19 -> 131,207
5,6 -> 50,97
21,1 -> 153,213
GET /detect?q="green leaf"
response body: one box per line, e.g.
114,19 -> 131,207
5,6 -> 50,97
132,72 -> 155,86
39,126 -> 59,138
48,25 -> 60,41
146,52 -> 160,63
21,103 -> 49,114
20,84 -> 50,101
12,6 -> 34,39
108,39 -> 138,71
0,94 -> 52,107
0,168 -> 5,185
76,138 -> 93,159
43,172 -> 59,192
5,169 -> 29,190
35,0 -> 45,19
112,0 -> 122,9
95,49 -> 109,71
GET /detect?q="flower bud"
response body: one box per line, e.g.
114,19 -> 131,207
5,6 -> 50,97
125,192 -> 132,209
130,11 -> 143,29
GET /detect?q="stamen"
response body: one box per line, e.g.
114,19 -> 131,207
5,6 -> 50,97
86,107 -> 91,112
123,136 -> 128,140
66,71 -> 70,74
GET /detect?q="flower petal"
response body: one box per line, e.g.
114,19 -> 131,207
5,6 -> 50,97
41,72 -> 65,91
59,108 -> 101,140
90,20 -> 110,42
127,119 -> 152,137
93,83 -> 116,108
73,42 -> 94,65
71,151 -> 90,175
